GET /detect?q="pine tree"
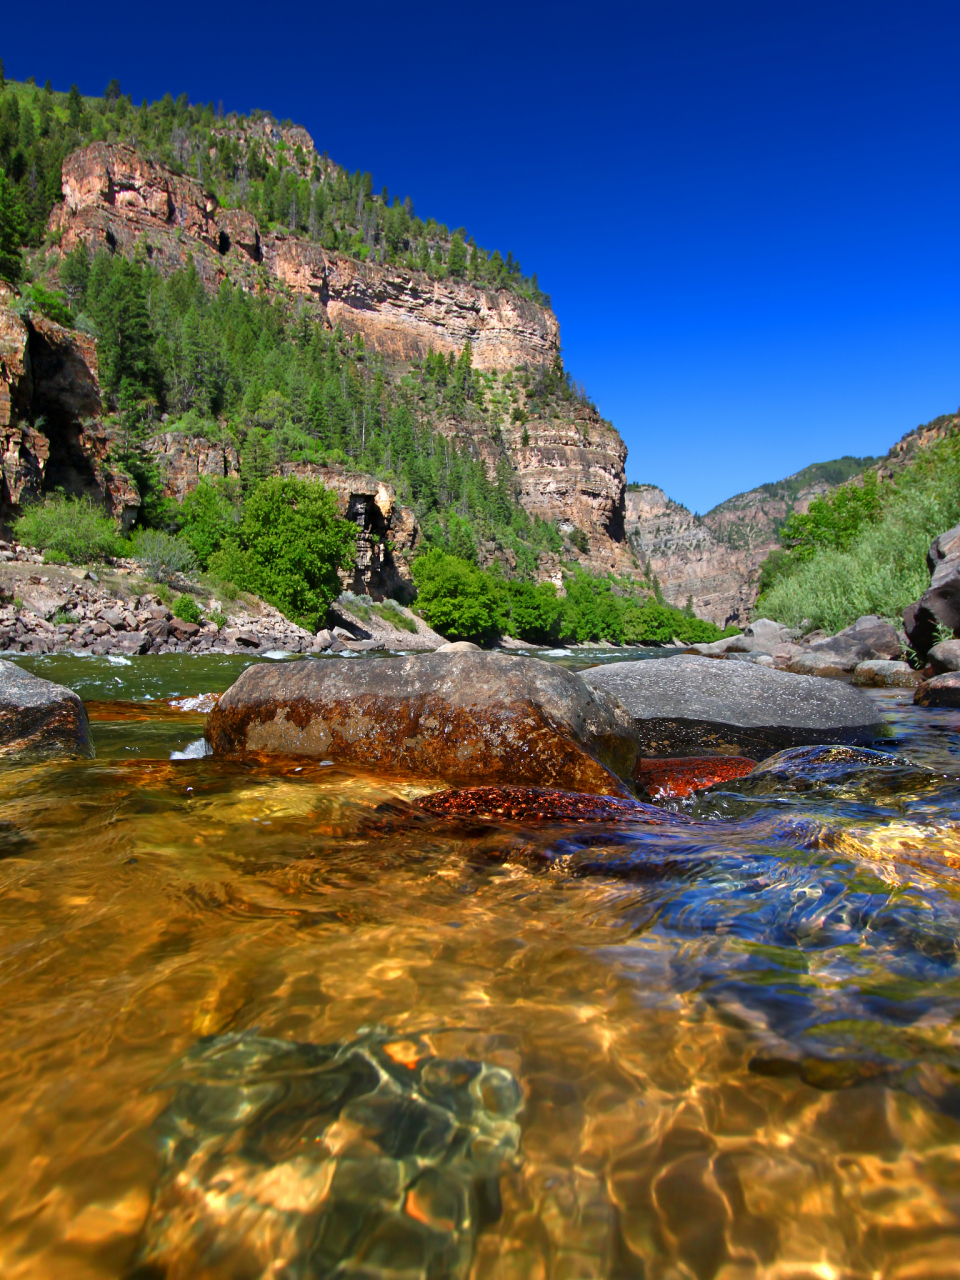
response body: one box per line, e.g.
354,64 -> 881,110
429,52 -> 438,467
0,170 -> 26,285
448,232 -> 467,278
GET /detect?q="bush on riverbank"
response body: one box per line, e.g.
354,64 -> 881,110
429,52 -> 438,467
757,432 -> 960,632
131,529 -> 198,582
411,549 -> 734,646
209,477 -> 357,631
13,493 -> 119,563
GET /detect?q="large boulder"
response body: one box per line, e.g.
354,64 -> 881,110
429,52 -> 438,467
927,638 -> 960,674
580,654 -> 886,758
914,671 -> 960,708
206,651 -> 639,794
852,659 -> 921,689
0,659 -> 93,758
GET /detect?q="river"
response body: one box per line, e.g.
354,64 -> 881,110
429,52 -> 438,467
1,651 -> 959,1279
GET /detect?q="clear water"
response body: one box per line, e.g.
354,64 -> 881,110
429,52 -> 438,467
2,654 -> 960,1279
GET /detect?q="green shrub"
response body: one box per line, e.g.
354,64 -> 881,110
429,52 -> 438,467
411,548 -> 506,643
758,433 -> 960,631
42,549 -> 71,566
207,608 -> 227,630
208,477 -> 356,631
506,579 -> 565,644
175,478 -> 242,568
173,593 -> 203,624
131,529 -> 199,583
371,600 -> 418,633
20,283 -> 74,328
14,493 -> 118,563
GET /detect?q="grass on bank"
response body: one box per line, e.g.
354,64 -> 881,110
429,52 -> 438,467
757,432 -> 960,632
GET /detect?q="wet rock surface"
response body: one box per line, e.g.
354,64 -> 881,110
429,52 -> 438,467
634,754 -> 758,799
581,654 -> 887,758
416,785 -> 674,824
0,657 -> 93,758
135,1026 -> 522,1280
206,652 -> 640,794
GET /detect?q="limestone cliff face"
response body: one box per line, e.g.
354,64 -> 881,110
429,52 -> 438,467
50,145 -> 559,373
0,291 -> 138,528
47,142 -> 632,568
624,486 -> 763,626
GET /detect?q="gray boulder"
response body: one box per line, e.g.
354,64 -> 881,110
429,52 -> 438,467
852,660 -> 921,689
0,659 -> 93,759
783,615 -> 901,677
580,654 -> 886,758
206,651 -> 639,794
927,638 -> 960,674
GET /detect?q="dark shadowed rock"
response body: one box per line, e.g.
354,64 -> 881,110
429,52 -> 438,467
0,659 -> 93,758
206,652 -> 639,794
903,523 -> 960,658
581,654 -> 886,758
914,671 -> 960,707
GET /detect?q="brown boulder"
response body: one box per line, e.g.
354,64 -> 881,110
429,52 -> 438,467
927,638 -> 960,674
914,671 -> 960,707
205,651 -> 639,794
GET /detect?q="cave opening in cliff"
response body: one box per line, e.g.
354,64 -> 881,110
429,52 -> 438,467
27,324 -> 104,505
217,230 -> 230,256
104,228 -> 117,253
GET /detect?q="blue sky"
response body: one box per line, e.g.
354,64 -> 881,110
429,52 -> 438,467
5,0 -> 958,512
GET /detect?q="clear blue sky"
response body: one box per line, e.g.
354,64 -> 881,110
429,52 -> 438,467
5,1 -> 958,513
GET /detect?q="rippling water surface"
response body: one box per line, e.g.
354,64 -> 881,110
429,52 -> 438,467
2,653 -> 960,1280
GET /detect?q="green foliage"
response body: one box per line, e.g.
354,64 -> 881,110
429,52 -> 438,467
371,600 -> 418,633
209,477 -> 356,630
780,471 -> 885,561
0,168 -> 25,284
758,431 -> 960,631
504,579 -> 565,644
19,281 -> 74,326
14,493 -> 118,562
172,593 -> 203,623
174,478 -> 241,568
567,527 -> 589,555
131,528 -> 199,582
411,548 -> 506,644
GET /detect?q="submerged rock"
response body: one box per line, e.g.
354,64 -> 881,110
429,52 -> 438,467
740,744 -> 927,793
416,785 -> 676,823
634,755 -> 758,799
581,655 -> 886,758
0,659 -> 93,759
135,1026 -> 522,1280
206,651 -> 639,794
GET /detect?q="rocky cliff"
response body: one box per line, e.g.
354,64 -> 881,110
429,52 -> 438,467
50,144 -> 560,373
40,141 -> 633,577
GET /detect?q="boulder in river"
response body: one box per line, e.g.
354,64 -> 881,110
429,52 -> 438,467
914,671 -> 960,707
0,658 -> 93,759
852,659 -> 921,689
581,654 -> 887,758
782,616 -> 901,678
903,522 -> 960,658
927,638 -> 960,674
206,651 -> 639,794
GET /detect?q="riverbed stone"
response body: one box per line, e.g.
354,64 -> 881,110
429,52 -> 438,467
0,658 -> 93,758
927,639 -> 960,674
206,651 -> 639,794
914,671 -> 960,707
852,659 -> 921,689
581,654 -> 887,758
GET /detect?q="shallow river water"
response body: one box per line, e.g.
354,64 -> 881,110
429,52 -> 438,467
2,652 -> 960,1280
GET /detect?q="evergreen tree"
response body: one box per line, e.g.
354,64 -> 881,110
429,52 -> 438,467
448,232 -> 467,278
0,169 -> 25,284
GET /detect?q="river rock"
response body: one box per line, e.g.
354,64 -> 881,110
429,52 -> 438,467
206,651 -> 639,793
783,616 -> 901,678
914,671 -> 960,707
927,638 -> 960,674
0,659 -> 94,758
437,641 -> 482,653
852,659 -> 921,689
135,1026 -> 522,1280
903,522 -> 960,657
580,654 -> 886,758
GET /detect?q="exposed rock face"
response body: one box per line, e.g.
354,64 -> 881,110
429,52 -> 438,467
624,486 -> 758,626
581,654 -> 886,758
0,296 -> 138,528
50,145 -> 560,373
0,658 -> 93,758
206,651 -> 640,794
